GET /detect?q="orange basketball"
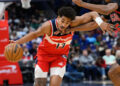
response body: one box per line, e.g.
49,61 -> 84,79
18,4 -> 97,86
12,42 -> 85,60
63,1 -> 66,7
4,43 -> 23,62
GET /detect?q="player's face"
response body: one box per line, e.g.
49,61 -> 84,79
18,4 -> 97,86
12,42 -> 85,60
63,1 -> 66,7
57,16 -> 71,32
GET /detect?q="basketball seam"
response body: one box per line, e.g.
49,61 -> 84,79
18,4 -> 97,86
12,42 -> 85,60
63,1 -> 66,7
14,45 -> 21,61
14,44 -> 18,53
17,49 -> 21,61
19,48 -> 23,61
11,44 -> 15,62
13,44 -> 18,62
19,47 -> 23,61
15,48 -> 21,61
6,45 -> 10,61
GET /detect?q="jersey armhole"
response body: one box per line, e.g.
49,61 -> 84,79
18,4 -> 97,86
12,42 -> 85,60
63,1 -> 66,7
48,20 -> 53,36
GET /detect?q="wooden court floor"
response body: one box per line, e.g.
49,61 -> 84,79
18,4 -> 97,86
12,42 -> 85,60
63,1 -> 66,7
8,80 -> 113,86
62,81 -> 113,86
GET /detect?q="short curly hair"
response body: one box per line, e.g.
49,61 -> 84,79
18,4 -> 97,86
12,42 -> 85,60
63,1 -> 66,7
58,7 -> 76,20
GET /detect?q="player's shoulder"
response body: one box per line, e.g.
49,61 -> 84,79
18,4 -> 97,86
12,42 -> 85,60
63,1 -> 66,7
36,20 -> 51,35
41,19 -> 55,35
42,20 -> 51,27
40,20 -> 52,31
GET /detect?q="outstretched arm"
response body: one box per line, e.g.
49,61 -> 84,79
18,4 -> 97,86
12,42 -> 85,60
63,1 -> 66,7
69,22 -> 98,32
15,22 -> 51,44
71,11 -> 102,26
70,11 -> 113,34
72,0 -> 118,15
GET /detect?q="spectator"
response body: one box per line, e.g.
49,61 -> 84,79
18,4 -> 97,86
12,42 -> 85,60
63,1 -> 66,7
103,49 -> 116,77
72,39 -> 79,47
10,31 -> 19,40
29,42 -> 38,57
79,49 -> 96,80
95,57 -> 106,80
86,32 -> 96,44
78,34 -> 89,50
115,50 -> 120,59
103,49 -> 116,66
21,47 -> 33,65
65,54 -> 84,82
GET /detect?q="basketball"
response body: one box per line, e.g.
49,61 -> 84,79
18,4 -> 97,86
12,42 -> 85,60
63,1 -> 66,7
4,43 -> 23,62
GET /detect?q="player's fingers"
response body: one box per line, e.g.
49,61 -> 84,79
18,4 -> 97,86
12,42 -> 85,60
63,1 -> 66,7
110,25 -> 115,30
107,30 -> 113,36
108,26 -> 114,32
102,30 -> 106,35
109,25 -> 114,32
108,26 -> 114,35
110,28 -> 114,32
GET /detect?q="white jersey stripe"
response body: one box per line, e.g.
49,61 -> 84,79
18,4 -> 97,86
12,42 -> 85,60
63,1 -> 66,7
44,34 -> 72,45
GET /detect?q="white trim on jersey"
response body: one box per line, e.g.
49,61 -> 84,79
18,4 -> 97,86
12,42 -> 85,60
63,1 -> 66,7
44,34 -> 72,45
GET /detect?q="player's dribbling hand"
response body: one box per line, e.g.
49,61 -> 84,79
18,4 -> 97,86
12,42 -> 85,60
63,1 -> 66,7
9,40 -> 16,43
100,22 -> 114,36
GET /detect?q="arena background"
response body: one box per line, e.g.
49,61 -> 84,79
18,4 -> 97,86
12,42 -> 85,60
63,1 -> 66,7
0,0 -> 120,86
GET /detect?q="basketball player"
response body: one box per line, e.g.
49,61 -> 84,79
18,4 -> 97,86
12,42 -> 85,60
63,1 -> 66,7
72,0 -> 120,32
72,0 -> 120,85
10,7 -> 113,86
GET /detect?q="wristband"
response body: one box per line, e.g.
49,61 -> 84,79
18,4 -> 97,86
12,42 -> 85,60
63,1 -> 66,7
95,17 -> 104,26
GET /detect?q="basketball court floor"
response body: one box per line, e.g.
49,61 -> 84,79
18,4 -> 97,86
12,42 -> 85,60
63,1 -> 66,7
18,80 -> 113,86
61,81 -> 113,86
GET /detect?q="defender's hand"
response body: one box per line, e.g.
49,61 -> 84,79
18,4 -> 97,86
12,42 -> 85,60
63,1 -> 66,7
100,22 -> 114,35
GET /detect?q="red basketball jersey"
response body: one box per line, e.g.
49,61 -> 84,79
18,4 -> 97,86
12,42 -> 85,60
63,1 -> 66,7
37,19 -> 73,61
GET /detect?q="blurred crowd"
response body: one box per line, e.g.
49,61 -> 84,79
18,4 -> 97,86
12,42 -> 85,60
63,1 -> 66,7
7,0 -> 120,83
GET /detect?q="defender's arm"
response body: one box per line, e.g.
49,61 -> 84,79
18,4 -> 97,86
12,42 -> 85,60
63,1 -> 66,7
72,0 -> 118,15
70,11 -> 113,34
